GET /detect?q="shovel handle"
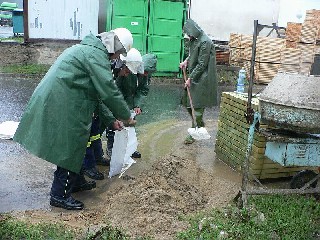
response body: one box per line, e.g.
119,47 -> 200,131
182,67 -> 197,128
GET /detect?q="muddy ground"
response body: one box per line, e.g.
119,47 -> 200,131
0,76 -> 262,239
8,118 -> 242,239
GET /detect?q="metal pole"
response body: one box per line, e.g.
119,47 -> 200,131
246,20 -> 258,124
240,20 -> 259,208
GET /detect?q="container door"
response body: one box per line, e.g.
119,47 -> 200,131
148,0 -> 185,75
108,0 -> 148,54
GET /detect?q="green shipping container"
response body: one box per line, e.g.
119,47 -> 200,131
107,0 -> 148,53
106,0 -> 186,76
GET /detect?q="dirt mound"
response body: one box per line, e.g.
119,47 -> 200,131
103,154 -> 208,239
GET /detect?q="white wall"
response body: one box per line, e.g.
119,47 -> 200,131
190,0 -> 320,41
278,0 -> 320,26
190,0 -> 280,41
28,0 -> 99,40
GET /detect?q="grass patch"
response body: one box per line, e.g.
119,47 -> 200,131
0,64 -> 50,75
177,195 -> 320,240
0,215 -> 153,240
2,195 -> 319,239
0,215 -> 76,240
0,37 -> 24,43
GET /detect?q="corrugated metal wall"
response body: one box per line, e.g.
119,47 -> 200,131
28,0 -> 99,40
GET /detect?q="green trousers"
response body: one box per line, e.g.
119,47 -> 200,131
187,107 -> 205,128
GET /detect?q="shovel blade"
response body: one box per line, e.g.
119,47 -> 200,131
188,127 -> 211,140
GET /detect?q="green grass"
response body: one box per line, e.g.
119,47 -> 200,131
177,195 -> 320,240
0,215 -> 152,240
0,64 -> 50,75
0,37 -> 24,43
1,195 -> 319,239
0,215 -> 76,240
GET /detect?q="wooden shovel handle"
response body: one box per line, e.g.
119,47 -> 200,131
182,67 -> 197,128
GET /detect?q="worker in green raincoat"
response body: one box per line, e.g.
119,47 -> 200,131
106,50 -> 157,159
180,19 -> 218,144
14,28 -> 135,210
141,53 -> 158,85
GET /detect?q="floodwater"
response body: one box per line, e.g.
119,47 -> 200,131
0,75 -> 241,213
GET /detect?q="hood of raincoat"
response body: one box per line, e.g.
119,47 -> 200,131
142,53 -> 157,73
97,31 -> 126,55
183,19 -> 202,39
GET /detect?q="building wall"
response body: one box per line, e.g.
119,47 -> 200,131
190,0 -> 320,41
190,0 -> 280,41
278,0 -> 320,26
0,41 -> 74,66
28,0 -> 99,40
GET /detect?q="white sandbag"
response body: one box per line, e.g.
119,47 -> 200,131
109,127 -> 138,178
0,121 -> 19,140
187,127 -> 211,140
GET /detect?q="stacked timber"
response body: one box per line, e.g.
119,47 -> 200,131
229,33 -> 245,66
216,50 -> 230,65
215,92 -> 311,180
229,9 -> 320,84
280,10 -> 320,76
229,34 -> 284,84
285,22 -> 302,47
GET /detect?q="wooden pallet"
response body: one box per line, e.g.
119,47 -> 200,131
285,22 -> 302,42
298,43 -> 316,63
255,63 -> 280,84
256,46 -> 282,63
300,20 -> 319,44
286,40 -> 298,48
299,62 -> 312,75
229,48 -> 244,62
280,48 -> 301,65
229,33 -> 241,48
278,64 -> 300,74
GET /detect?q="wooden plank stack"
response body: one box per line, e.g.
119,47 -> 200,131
280,9 -> 320,76
216,50 -> 230,65
229,34 -> 284,84
229,9 -> 320,84
215,92 -> 312,180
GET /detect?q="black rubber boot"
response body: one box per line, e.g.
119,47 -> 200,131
50,196 -> 84,210
72,172 -> 96,193
131,151 -> 141,158
83,167 -> 104,180
50,166 -> 84,210
96,156 -> 110,166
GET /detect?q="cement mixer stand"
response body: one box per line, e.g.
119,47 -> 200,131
236,20 -> 320,208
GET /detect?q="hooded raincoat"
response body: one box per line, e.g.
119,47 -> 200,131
182,19 -> 218,108
116,73 -> 149,109
115,54 -> 157,109
13,33 -> 131,173
142,53 -> 157,85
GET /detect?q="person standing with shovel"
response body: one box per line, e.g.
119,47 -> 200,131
179,19 -> 218,144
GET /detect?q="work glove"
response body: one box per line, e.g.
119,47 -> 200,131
123,118 -> 136,127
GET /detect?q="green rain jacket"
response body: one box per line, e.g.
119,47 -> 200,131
115,53 -> 157,109
182,19 -> 218,108
142,53 -> 157,85
116,73 -> 149,109
13,33 -> 131,173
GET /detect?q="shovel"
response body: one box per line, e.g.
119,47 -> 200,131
182,67 -> 211,140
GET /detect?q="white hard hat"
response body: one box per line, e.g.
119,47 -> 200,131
120,48 -> 143,74
112,28 -> 133,54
